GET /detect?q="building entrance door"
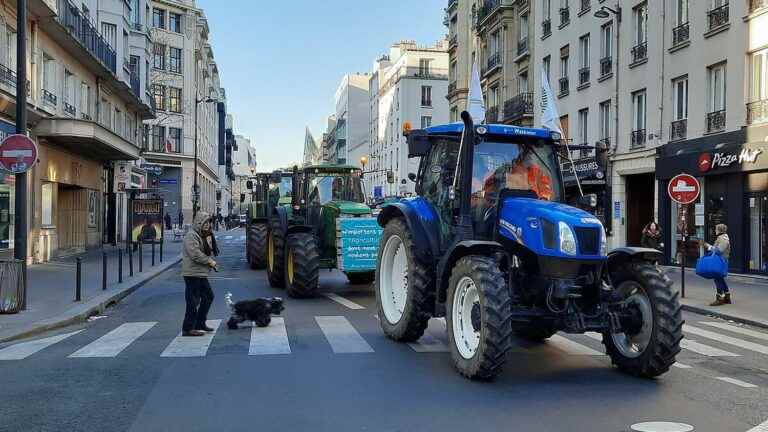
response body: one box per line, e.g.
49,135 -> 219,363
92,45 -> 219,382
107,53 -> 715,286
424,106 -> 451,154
57,186 -> 87,253
625,173 -> 655,246
747,193 -> 768,273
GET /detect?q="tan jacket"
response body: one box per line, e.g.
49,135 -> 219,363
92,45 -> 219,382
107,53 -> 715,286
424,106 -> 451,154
712,233 -> 731,261
182,212 -> 215,278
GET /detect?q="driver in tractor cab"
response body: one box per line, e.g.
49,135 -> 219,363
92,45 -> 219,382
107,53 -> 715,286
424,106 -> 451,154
471,145 -> 554,202
331,177 -> 344,201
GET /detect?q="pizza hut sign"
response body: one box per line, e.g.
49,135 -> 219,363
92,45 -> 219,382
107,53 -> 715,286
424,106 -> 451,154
698,148 -> 763,173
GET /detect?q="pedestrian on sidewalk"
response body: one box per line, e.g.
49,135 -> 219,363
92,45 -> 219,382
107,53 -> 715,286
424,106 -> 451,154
164,212 -> 172,230
704,223 -> 732,306
178,211 -> 184,230
181,211 -> 218,337
641,221 -> 662,251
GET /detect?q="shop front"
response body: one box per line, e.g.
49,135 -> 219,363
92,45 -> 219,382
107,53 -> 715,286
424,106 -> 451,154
561,154 -> 609,228
656,126 -> 768,273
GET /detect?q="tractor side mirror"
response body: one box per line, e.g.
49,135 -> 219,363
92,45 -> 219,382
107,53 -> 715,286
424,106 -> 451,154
240,193 -> 246,203
246,180 -> 253,190
577,193 -> 598,208
408,172 -> 417,182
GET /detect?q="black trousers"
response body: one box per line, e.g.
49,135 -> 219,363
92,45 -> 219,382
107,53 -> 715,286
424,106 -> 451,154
182,277 -> 214,332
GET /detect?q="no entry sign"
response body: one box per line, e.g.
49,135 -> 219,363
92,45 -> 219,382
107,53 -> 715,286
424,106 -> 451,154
0,134 -> 38,174
667,173 -> 700,204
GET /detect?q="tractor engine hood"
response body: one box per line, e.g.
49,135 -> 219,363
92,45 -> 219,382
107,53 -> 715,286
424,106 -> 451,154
498,197 -> 606,259
324,201 -> 372,216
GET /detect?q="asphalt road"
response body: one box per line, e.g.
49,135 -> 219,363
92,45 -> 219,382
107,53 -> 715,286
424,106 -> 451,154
1,228 -> 767,432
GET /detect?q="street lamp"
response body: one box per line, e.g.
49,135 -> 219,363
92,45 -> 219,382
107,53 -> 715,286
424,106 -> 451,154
360,156 -> 368,170
193,95 -> 216,221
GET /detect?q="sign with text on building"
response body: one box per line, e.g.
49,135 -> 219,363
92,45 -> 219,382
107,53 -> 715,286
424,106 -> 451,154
0,134 -> 38,174
667,173 -> 700,205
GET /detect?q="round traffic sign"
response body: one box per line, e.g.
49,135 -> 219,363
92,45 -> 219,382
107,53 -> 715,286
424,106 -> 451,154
0,134 -> 38,174
667,173 -> 700,204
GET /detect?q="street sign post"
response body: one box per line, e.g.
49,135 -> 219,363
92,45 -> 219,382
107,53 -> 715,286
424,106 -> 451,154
0,134 -> 38,173
667,174 -> 701,299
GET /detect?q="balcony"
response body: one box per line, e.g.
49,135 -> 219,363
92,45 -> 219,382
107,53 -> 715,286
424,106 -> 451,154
600,56 -> 612,77
670,119 -> 687,141
706,110 -> 726,133
42,89 -> 57,106
483,52 -> 502,77
63,101 -> 76,116
558,77 -> 569,97
448,81 -> 457,95
631,42 -> 647,65
56,0 -> 117,74
449,34 -> 458,49
0,63 -> 30,95
630,130 -> 646,149
747,99 -> 768,124
750,0 -> 768,13
579,0 -> 590,14
578,67 -> 590,86
503,92 -> 533,123
35,117 -> 141,161
672,22 -> 689,46
476,0 -> 502,28
487,106 -> 499,123
707,3 -> 729,31
559,7 -> 570,28
517,37 -> 529,56
542,19 -> 552,38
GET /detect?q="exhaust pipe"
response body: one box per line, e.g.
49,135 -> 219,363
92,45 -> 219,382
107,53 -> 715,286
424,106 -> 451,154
454,111 -> 476,237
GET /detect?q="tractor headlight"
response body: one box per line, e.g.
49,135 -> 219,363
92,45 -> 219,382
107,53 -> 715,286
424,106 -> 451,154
599,225 -> 607,256
558,221 -> 577,256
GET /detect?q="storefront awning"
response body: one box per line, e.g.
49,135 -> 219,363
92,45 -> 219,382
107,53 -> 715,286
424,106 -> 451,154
35,118 -> 140,161
656,140 -> 768,180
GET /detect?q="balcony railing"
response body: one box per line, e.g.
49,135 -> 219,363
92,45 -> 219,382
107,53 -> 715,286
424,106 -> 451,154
580,0 -> 590,14
448,81 -> 457,95
558,77 -> 569,96
476,0 -> 502,27
42,89 -> 57,106
58,0 -> 117,74
487,106 -> 499,123
631,42 -> 647,64
503,92 -> 533,122
483,52 -> 501,76
130,73 -> 141,99
706,110 -> 726,133
81,112 -> 92,121
672,22 -> 689,46
63,101 -> 76,116
707,3 -> 729,31
670,119 -> 687,141
747,99 -> 768,124
578,67 -> 590,86
448,0 -> 458,9
0,63 -> 30,95
559,7 -> 570,27
449,34 -> 458,48
517,37 -> 529,56
600,56 -> 612,77
750,0 -> 768,13
630,129 -> 646,149
542,19 -> 551,37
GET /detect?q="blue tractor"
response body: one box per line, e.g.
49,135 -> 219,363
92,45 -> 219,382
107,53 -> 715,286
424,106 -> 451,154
375,112 -> 682,380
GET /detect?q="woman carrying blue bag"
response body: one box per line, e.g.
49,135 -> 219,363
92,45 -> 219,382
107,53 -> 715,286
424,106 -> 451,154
702,224 -> 732,306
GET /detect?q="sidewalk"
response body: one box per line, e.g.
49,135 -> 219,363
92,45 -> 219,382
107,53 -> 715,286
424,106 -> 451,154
663,266 -> 768,329
0,232 -> 183,343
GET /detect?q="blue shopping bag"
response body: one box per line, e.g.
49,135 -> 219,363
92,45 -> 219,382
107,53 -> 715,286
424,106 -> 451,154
695,250 -> 728,279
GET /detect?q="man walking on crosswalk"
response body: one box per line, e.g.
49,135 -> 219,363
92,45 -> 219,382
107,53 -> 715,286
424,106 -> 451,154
181,212 -> 218,337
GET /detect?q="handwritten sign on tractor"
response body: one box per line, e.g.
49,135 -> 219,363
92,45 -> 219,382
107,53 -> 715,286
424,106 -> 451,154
336,218 -> 382,271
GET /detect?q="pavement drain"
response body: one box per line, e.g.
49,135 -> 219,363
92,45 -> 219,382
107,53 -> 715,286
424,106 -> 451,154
630,422 -> 694,432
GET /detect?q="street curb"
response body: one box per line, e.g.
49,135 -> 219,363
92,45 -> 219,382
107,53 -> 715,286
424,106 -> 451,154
0,255 -> 182,344
681,304 -> 768,330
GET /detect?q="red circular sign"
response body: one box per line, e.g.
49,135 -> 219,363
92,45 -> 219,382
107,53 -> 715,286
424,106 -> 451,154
0,134 -> 38,174
667,173 -> 700,204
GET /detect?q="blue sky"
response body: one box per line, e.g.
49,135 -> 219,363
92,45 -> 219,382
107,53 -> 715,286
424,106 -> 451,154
197,0 -> 447,171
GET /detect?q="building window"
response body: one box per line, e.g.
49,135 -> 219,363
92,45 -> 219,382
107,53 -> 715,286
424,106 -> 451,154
152,8 -> 165,29
168,127 -> 182,152
632,3 -> 648,64
676,0 -> 689,24
169,47 -> 182,74
559,45 -> 569,96
169,12 -> 182,33
2,28 -> 17,71
707,62 -> 727,132
543,55 -> 551,83
631,89 -> 647,148
519,13 -> 529,55
748,49 -> 768,124
418,58 -> 432,76
450,107 -> 458,123
80,83 -> 91,118
672,76 -> 688,140
153,84 -> 166,110
63,70 -> 76,115
421,116 -> 432,129
518,70 -> 528,94
598,99 -> 610,141
152,125 -> 166,152
600,23 -> 613,76
421,85 -> 432,107
169,87 -> 182,113
578,108 -> 588,145
153,43 -> 165,69
130,0 -> 140,26
101,23 -> 117,50
578,33 -> 590,85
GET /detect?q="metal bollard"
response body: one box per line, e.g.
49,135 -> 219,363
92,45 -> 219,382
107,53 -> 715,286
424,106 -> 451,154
102,252 -> 107,291
75,257 -> 82,301
118,249 -> 123,283
139,242 -> 143,273
160,240 -> 164,263
128,244 -> 134,277
152,242 -> 156,266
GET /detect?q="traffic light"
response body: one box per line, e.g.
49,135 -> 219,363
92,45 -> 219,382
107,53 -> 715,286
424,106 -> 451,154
386,170 -> 394,184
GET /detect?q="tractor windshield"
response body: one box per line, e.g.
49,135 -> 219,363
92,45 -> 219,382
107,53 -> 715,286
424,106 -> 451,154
269,176 -> 293,198
307,173 -> 365,204
471,140 -> 563,202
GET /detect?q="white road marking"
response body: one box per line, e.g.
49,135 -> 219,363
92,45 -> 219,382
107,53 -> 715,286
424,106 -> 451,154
699,321 -> 768,342
685,324 -> 768,355
672,362 -> 692,369
69,322 -> 156,358
715,376 -> 758,388
249,318 -> 291,355
747,419 -> 768,432
224,236 -> 233,240
680,339 -> 740,357
315,316 -> 373,353
547,334 -> 604,356
239,235 -> 246,240
584,331 -> 603,341
0,330 -> 83,360
161,320 -> 221,357
630,422 -> 694,432
322,293 -> 365,310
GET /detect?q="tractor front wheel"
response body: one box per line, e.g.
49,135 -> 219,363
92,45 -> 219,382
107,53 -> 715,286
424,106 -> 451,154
446,256 -> 512,380
248,222 -> 268,270
603,262 -> 683,378
266,219 -> 286,288
284,232 -> 320,298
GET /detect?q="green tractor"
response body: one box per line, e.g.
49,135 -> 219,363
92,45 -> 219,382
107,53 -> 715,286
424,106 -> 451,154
245,170 -> 293,269
266,164 -> 381,297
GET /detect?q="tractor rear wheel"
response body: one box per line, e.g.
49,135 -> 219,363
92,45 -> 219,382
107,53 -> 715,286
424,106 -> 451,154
284,232 -> 320,298
266,218 -> 286,288
248,222 -> 268,270
446,256 -> 512,380
375,218 -> 432,342
347,272 -> 375,285
603,262 -> 683,378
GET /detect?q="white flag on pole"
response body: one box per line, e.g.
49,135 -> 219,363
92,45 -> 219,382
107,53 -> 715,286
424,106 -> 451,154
467,62 -> 486,124
540,67 -> 562,134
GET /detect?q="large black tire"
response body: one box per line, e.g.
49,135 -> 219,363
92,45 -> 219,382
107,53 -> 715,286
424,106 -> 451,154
346,272 -> 375,285
266,218 -> 286,288
446,256 -> 513,380
284,232 -> 320,298
375,218 -> 433,342
603,262 -> 683,378
248,223 -> 268,270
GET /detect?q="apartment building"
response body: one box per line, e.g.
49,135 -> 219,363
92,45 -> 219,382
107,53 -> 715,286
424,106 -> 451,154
142,0 -> 223,223
303,127 -> 321,166
446,0 -> 535,126
216,108 -> 236,218
0,0 -> 155,262
330,73 -> 370,167
368,40 -> 449,198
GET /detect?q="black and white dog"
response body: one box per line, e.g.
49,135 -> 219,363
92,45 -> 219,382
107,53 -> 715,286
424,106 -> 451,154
225,292 -> 285,329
